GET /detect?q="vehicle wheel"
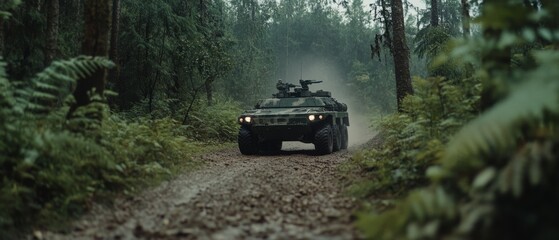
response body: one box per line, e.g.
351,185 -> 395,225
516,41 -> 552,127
260,140 -> 282,154
271,141 -> 282,152
238,127 -> 258,155
314,124 -> 333,155
332,124 -> 342,152
340,125 -> 348,150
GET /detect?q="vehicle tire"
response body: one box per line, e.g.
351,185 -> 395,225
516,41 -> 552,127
271,141 -> 282,152
314,124 -> 333,155
261,140 -> 282,154
340,125 -> 348,150
238,127 -> 258,155
332,124 -> 342,152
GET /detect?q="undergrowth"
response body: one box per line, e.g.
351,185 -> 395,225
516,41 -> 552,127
351,4 -> 559,238
180,99 -> 241,142
345,76 -> 479,197
0,57 -> 236,238
124,97 -> 241,142
356,50 -> 559,240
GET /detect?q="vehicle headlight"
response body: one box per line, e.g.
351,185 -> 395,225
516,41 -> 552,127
308,115 -> 316,121
239,117 -> 244,123
319,115 -> 324,120
244,116 -> 252,123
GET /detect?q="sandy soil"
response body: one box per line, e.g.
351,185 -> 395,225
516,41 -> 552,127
42,143 -> 362,240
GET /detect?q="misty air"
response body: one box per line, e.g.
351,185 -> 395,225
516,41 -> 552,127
1,0 -> 558,239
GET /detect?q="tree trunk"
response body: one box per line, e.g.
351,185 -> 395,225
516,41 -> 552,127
0,18 -> 4,56
461,0 -> 470,37
108,0 -> 121,108
182,83 -> 205,125
430,0 -> 439,27
205,78 -> 213,106
391,0 -> 414,111
68,0 -> 112,117
44,0 -> 59,66
108,0 -> 120,80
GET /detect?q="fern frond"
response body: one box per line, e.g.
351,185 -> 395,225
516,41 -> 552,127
444,51 -> 559,170
32,92 -> 59,101
33,82 -> 59,93
0,61 -> 9,87
20,56 -> 114,116
0,60 -> 14,114
414,26 -> 452,59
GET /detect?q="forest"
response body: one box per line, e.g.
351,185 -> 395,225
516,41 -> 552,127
1,0 -> 558,239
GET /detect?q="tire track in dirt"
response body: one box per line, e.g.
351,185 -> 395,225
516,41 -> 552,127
43,145 -> 360,240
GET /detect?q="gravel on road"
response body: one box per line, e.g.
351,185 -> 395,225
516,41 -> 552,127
43,143 -> 361,240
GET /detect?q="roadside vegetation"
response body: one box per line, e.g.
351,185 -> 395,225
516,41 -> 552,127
346,1 -> 559,239
0,1 -> 397,236
0,57 -> 238,238
1,0 -> 559,239
0,0 -> 242,237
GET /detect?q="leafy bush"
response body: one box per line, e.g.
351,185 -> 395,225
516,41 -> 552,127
101,116 -> 207,178
355,46 -> 559,240
181,98 -> 241,141
353,6 -> 559,238
0,57 -> 220,238
347,76 -> 479,196
343,1 -> 559,238
123,96 -> 241,142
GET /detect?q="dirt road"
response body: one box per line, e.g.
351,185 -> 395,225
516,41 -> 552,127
44,143 -> 361,240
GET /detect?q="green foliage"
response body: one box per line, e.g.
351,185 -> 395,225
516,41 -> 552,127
116,0 -> 232,109
347,60 -> 396,112
123,96 -> 241,141
348,76 -> 480,195
0,60 -> 13,111
3,0 -> 397,120
3,0 -> 47,79
15,56 -> 114,116
357,54 -> 559,238
414,27 -> 451,60
413,24 -> 474,80
182,98 -> 241,141
0,57 -> 217,238
0,57 -> 115,235
355,2 -> 559,237
445,52 -> 559,171
0,0 -> 20,19
100,116 -> 206,181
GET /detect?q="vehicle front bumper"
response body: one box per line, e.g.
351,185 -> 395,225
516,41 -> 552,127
240,114 -> 321,142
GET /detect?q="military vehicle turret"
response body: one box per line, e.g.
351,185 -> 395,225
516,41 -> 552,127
237,79 -> 349,155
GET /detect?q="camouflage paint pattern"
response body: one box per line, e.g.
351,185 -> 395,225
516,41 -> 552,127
238,81 -> 349,144
258,97 -> 326,108
239,97 -> 349,128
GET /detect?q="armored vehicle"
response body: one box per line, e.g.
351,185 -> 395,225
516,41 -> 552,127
237,79 -> 349,155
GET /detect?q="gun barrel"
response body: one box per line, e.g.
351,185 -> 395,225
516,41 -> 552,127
300,79 -> 322,84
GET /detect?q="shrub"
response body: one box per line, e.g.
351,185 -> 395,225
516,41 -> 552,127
347,76 -> 479,196
356,51 -> 559,240
0,57 -> 218,238
181,98 -> 241,141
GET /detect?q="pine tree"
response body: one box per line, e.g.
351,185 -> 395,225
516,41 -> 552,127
391,0 -> 414,111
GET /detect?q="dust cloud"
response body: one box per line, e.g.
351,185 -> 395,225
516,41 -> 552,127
280,54 -> 377,147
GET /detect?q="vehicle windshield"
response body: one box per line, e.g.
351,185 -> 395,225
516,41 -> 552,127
257,98 -> 325,108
